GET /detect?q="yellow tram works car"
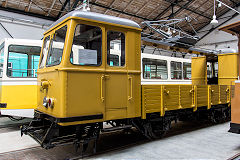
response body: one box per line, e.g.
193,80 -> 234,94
22,10 -> 236,153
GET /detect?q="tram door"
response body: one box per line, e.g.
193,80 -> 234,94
105,30 -> 128,120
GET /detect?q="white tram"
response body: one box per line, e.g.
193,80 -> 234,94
0,38 -> 42,118
141,53 -> 191,84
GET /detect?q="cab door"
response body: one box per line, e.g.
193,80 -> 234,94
105,30 -> 128,120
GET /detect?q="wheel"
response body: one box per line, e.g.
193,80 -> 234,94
147,120 -> 171,139
210,110 -> 220,124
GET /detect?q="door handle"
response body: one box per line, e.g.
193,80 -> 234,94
100,75 -> 104,102
128,76 -> 133,100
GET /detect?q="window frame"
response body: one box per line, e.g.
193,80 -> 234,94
0,42 -> 5,78
70,23 -> 103,67
183,62 -> 191,80
6,44 -> 41,78
39,35 -> 51,69
170,61 -> 183,80
46,25 -> 68,67
142,58 -> 168,80
107,30 -> 126,67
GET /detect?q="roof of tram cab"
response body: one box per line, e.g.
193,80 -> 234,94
46,10 -> 141,33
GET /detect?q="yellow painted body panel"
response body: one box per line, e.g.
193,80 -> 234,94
1,85 -> 37,109
218,53 -> 238,85
142,85 -> 162,114
196,85 -> 208,107
164,85 -> 181,111
219,85 -> 229,104
180,85 -> 194,109
141,84 -> 231,117
37,71 -> 66,118
191,56 -> 207,85
211,85 -> 219,105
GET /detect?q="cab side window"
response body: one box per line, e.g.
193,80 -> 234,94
107,31 -> 125,67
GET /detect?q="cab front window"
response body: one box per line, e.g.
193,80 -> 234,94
39,36 -> 50,68
46,25 -> 67,67
70,24 -> 102,66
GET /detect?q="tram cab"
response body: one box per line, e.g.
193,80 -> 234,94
36,11 -> 142,124
0,38 -> 42,118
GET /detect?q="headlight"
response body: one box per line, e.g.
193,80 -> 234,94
48,98 -> 54,108
43,97 -> 54,108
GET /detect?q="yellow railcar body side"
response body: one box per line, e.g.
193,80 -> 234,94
191,56 -> 207,85
218,53 -> 238,85
141,84 -> 231,117
1,85 -> 37,109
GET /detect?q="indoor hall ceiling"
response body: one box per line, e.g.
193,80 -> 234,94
0,0 -> 239,38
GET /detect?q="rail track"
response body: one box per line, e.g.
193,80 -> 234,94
0,122 -> 29,129
0,117 -> 30,134
0,120 -> 219,160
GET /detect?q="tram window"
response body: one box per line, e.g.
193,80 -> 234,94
183,62 -> 191,80
46,25 -> 67,67
70,24 -> 102,66
0,43 -> 4,78
7,45 -> 40,78
142,58 -> 168,79
171,61 -> 182,79
107,31 -> 125,67
39,36 -> 50,68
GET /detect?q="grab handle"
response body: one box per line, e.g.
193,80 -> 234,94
128,76 -> 133,100
100,75 -> 104,102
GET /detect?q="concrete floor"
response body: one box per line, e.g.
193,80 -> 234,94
94,122 -> 240,160
0,117 -> 240,160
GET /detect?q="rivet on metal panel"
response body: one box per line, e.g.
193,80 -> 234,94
164,89 -> 170,95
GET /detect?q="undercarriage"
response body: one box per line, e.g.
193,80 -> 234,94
21,105 -> 230,157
